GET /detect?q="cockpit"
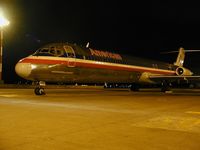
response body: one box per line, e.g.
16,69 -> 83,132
32,45 -> 76,58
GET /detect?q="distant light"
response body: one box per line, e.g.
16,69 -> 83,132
0,10 -> 9,27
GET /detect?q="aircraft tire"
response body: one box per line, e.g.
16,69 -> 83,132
34,87 -> 45,95
161,86 -> 170,92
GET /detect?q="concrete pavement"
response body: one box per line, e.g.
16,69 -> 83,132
0,88 -> 200,150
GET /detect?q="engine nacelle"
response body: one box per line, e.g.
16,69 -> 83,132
175,67 -> 193,76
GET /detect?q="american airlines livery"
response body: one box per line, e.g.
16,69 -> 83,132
15,42 -> 200,95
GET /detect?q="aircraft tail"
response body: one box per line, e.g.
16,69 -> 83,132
174,47 -> 185,67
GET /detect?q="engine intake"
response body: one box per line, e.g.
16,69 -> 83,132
175,67 -> 193,76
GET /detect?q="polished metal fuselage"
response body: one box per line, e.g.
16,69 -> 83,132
15,55 -> 176,84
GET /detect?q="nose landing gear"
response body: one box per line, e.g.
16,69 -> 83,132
34,81 -> 46,95
34,87 -> 45,95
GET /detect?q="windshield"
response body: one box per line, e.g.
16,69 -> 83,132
32,46 -> 67,57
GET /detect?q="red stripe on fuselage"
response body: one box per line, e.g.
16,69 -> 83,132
76,62 -> 175,75
20,58 -> 176,75
20,58 -> 67,65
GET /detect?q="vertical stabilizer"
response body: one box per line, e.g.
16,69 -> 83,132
174,47 -> 185,67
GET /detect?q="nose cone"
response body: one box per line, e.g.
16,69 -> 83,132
15,62 -> 32,79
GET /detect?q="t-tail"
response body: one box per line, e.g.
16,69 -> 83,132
174,47 -> 185,67
174,47 -> 193,76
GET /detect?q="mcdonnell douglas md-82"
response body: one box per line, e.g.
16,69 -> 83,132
15,42 -> 200,95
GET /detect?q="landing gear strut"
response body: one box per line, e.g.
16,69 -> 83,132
130,84 -> 140,91
34,81 -> 46,95
161,81 -> 171,92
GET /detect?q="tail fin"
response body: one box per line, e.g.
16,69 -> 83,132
174,47 -> 185,67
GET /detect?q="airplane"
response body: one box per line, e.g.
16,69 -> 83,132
15,42 -> 200,95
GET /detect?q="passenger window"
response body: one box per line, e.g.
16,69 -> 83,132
41,49 -> 49,53
168,64 -> 172,70
57,50 -> 66,57
49,47 -> 55,54
50,50 -> 56,55
57,50 -> 61,55
152,64 -> 158,68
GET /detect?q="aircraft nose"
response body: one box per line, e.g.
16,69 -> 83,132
15,62 -> 32,79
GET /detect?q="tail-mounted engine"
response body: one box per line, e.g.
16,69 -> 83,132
175,67 -> 193,76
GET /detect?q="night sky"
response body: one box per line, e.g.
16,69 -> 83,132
1,1 -> 200,83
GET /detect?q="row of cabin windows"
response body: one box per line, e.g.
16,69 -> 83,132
80,55 -> 173,70
32,46 -> 172,70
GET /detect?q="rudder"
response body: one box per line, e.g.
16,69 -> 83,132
174,47 -> 185,67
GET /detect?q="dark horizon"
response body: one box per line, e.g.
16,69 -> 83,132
1,1 -> 200,83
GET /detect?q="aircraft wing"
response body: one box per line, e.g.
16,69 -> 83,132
149,75 -> 200,82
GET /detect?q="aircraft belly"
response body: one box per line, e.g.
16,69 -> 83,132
29,64 -> 141,83
75,67 -> 141,83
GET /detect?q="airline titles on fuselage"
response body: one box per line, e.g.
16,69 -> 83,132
90,49 -> 122,60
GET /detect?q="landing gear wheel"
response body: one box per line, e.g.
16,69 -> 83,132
161,86 -> 170,92
161,81 -> 171,92
34,87 -> 45,95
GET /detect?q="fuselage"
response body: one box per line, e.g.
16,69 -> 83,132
15,43 -> 178,84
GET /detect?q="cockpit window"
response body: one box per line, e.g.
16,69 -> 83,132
57,50 -> 63,56
49,47 -> 56,55
32,45 -> 76,58
33,46 -> 67,57
35,48 -> 54,56
40,48 -> 49,53
64,45 -> 76,58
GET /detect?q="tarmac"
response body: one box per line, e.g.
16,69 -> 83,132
0,87 -> 200,150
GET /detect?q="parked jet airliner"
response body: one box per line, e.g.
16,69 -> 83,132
15,42 -> 200,95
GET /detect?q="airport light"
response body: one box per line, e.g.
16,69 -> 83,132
0,10 -> 9,82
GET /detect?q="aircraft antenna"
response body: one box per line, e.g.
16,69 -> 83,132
86,42 -> 90,48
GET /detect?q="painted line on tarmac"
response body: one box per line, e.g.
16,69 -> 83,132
131,115 -> 200,133
0,98 -> 147,115
186,111 -> 200,115
0,95 -> 19,98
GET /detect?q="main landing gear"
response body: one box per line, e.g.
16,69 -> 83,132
161,81 -> 172,93
130,84 -> 140,91
34,81 -> 46,95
